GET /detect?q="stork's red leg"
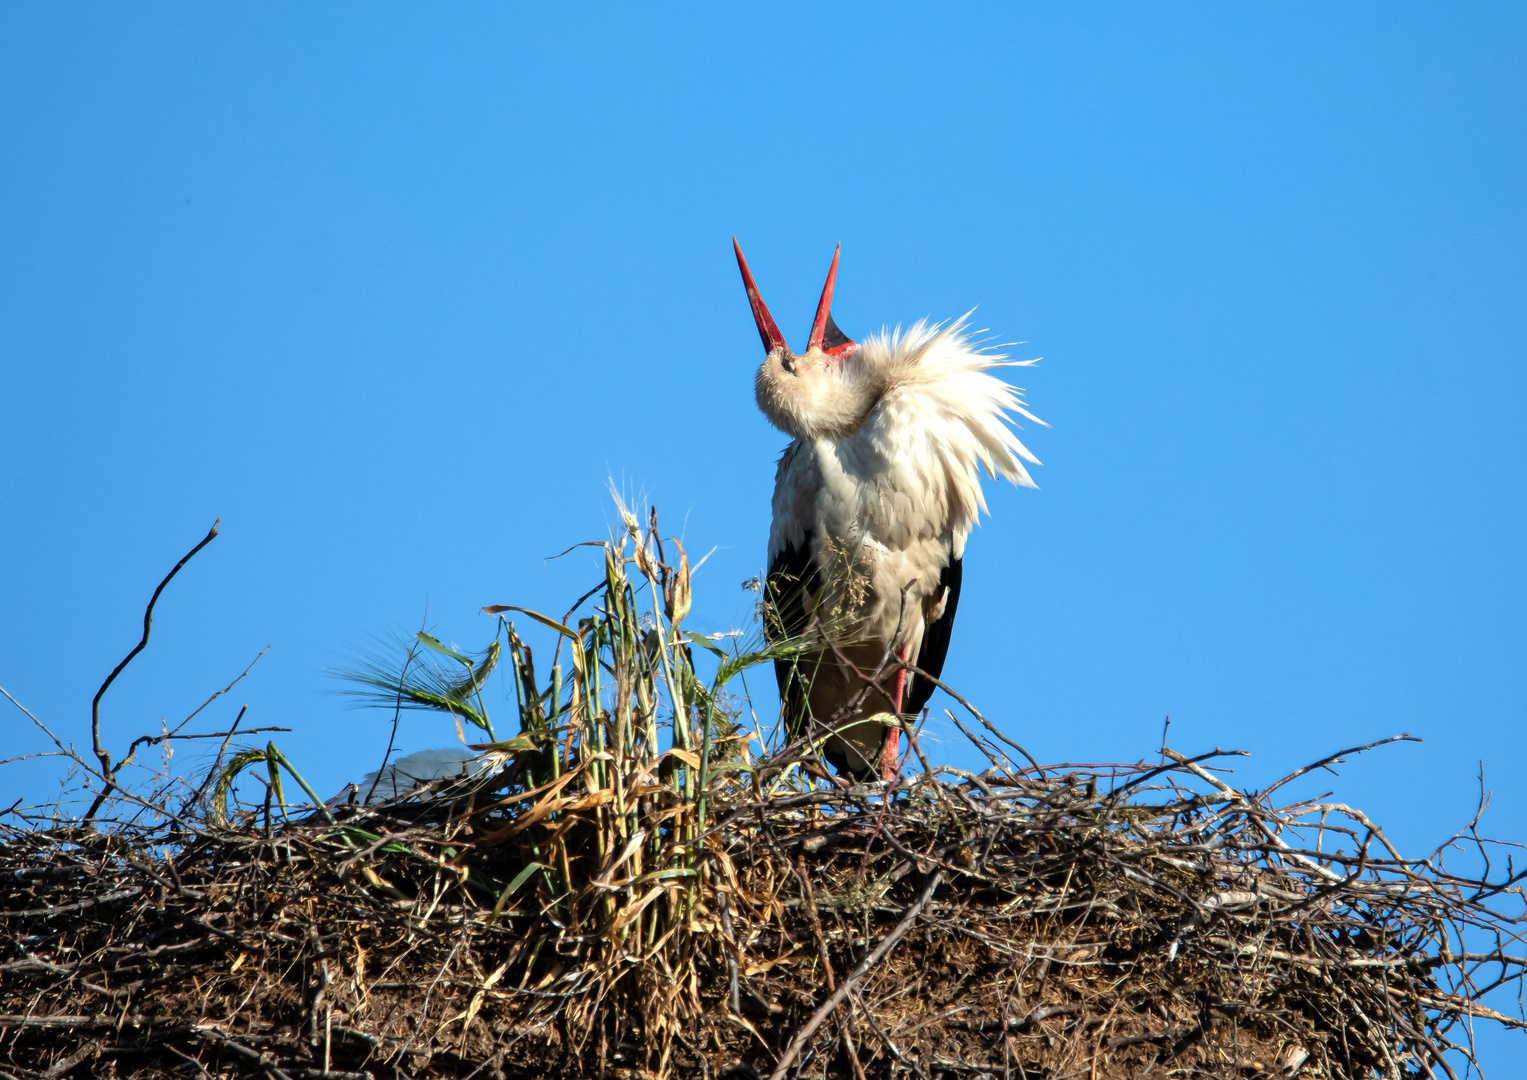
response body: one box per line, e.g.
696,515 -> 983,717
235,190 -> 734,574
880,649 -> 908,782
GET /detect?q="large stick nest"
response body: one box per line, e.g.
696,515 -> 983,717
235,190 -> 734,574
4,743 -> 1524,1080
3,512 -> 1524,1078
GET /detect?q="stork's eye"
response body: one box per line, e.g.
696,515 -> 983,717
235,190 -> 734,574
781,354 -> 796,374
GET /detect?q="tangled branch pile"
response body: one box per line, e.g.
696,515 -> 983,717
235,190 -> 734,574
3,514 -> 1524,1079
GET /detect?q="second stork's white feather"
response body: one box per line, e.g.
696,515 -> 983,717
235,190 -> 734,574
339,747 -> 505,804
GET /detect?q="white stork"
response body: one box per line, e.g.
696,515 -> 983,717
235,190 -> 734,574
331,747 -> 506,805
735,240 -> 1045,782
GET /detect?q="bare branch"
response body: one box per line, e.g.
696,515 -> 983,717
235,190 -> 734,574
86,519 -> 221,821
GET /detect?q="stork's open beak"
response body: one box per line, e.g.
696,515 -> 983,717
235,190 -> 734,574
733,239 -> 787,354
733,240 -> 857,358
807,244 -> 843,354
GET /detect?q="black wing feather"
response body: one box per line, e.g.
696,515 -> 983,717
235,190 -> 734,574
905,556 -> 961,718
765,531 -> 818,740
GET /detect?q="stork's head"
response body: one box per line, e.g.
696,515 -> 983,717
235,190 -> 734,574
736,240 -> 879,440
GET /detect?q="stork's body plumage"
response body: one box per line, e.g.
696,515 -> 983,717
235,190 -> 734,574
736,242 -> 1044,780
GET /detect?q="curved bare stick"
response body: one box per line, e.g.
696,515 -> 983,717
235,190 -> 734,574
1260,733 -> 1420,800
86,520 -> 220,822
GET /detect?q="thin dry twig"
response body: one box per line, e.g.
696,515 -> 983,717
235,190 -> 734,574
86,519 -> 221,821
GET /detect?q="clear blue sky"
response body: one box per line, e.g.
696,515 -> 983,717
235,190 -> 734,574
3,4 -> 1525,1047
